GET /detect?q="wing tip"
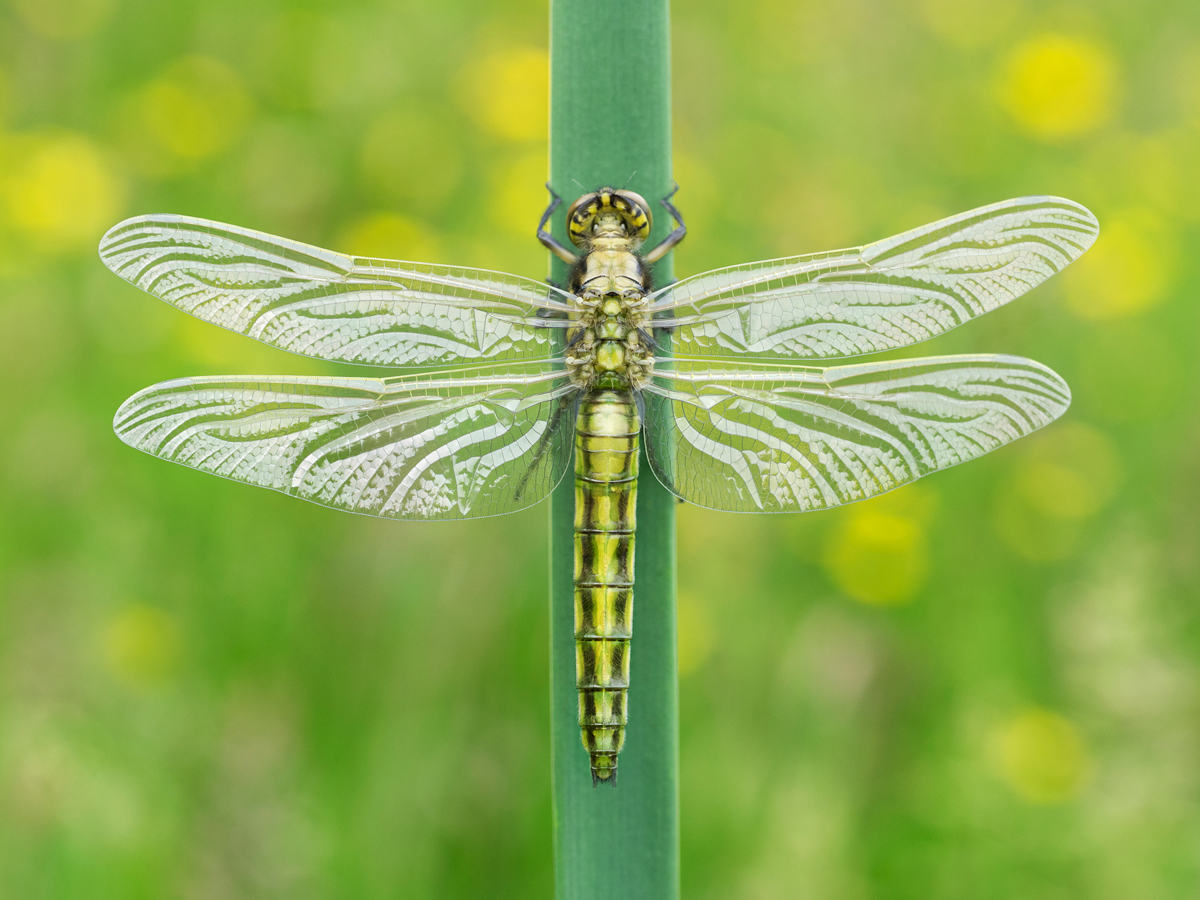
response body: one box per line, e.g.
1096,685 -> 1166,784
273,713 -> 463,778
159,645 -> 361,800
111,399 -> 134,443
97,215 -> 141,265
863,194 -> 1101,269
972,352 -> 1073,424
1001,195 -> 1100,260
112,378 -> 181,442
112,387 -> 160,452
98,212 -> 196,270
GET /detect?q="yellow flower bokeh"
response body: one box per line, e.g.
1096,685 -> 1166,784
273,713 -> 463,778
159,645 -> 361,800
457,47 -> 549,143
487,150 -> 552,237
998,34 -> 1116,140
123,56 -> 253,173
4,132 -> 125,250
823,509 -> 929,607
336,212 -> 444,264
993,422 -> 1121,561
103,605 -> 181,688
992,708 -> 1091,803
1063,211 -> 1177,320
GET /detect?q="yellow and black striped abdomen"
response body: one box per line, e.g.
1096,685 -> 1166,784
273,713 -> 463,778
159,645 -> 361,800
573,389 -> 640,784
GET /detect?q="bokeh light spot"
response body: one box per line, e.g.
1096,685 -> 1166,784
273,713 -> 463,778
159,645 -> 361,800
994,422 -> 1121,560
1018,462 -> 1099,519
677,590 -> 715,676
458,47 -> 549,142
999,35 -> 1116,140
1063,211 -> 1176,320
11,0 -> 114,41
5,133 -> 125,249
1022,423 -> 1120,519
823,509 -> 929,606
337,212 -> 443,264
103,605 -> 181,688
993,708 -> 1091,803
489,150 -> 551,237
134,56 -> 253,162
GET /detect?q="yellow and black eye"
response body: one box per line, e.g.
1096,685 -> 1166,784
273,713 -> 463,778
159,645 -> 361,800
565,188 -> 653,246
567,192 -> 601,247
613,191 -> 652,243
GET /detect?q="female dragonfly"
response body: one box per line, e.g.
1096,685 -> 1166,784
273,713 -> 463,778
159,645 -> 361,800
101,189 -> 1098,785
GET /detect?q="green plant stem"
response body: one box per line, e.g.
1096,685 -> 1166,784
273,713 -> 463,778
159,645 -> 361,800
547,2 -> 679,899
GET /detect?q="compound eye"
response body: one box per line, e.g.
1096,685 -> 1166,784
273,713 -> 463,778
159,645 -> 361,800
614,190 -> 653,241
566,192 -> 600,247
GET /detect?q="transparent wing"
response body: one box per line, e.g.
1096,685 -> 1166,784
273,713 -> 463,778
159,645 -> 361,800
100,214 -> 575,368
649,197 -> 1097,360
114,362 -> 578,520
641,355 -> 1070,512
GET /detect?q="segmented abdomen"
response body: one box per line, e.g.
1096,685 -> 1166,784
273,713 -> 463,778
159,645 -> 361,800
573,389 -> 639,785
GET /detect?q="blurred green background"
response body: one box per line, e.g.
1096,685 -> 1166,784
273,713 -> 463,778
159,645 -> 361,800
1,0 -> 1198,897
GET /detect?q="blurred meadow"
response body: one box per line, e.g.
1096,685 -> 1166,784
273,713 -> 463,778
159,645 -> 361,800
1,0 -> 1199,897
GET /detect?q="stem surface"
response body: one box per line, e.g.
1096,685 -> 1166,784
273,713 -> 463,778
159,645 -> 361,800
547,2 -> 679,899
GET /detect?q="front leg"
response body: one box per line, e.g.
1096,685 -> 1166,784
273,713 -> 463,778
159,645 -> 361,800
642,183 -> 687,264
537,184 -> 580,265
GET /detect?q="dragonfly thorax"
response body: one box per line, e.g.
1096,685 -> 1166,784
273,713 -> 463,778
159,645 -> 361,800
572,243 -> 647,299
566,291 -> 653,390
565,196 -> 655,390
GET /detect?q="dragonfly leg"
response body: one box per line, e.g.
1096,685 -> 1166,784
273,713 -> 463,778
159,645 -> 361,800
537,184 -> 579,265
641,182 -> 687,264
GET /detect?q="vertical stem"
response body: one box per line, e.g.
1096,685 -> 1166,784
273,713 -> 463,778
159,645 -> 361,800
547,2 -> 678,899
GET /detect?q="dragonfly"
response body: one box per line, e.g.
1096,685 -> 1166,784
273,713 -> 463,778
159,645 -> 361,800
101,189 -> 1098,785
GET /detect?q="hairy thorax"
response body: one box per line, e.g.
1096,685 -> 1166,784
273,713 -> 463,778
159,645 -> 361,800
566,232 -> 654,390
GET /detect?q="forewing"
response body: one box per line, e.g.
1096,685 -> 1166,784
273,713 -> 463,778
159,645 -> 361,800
114,363 -> 577,520
100,214 -> 574,368
642,355 -> 1070,512
649,197 -> 1097,360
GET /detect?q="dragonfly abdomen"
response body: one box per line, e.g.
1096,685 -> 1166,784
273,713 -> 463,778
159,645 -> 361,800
573,389 -> 640,785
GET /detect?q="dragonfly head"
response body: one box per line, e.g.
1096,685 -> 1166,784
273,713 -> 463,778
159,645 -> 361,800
566,188 -> 652,247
